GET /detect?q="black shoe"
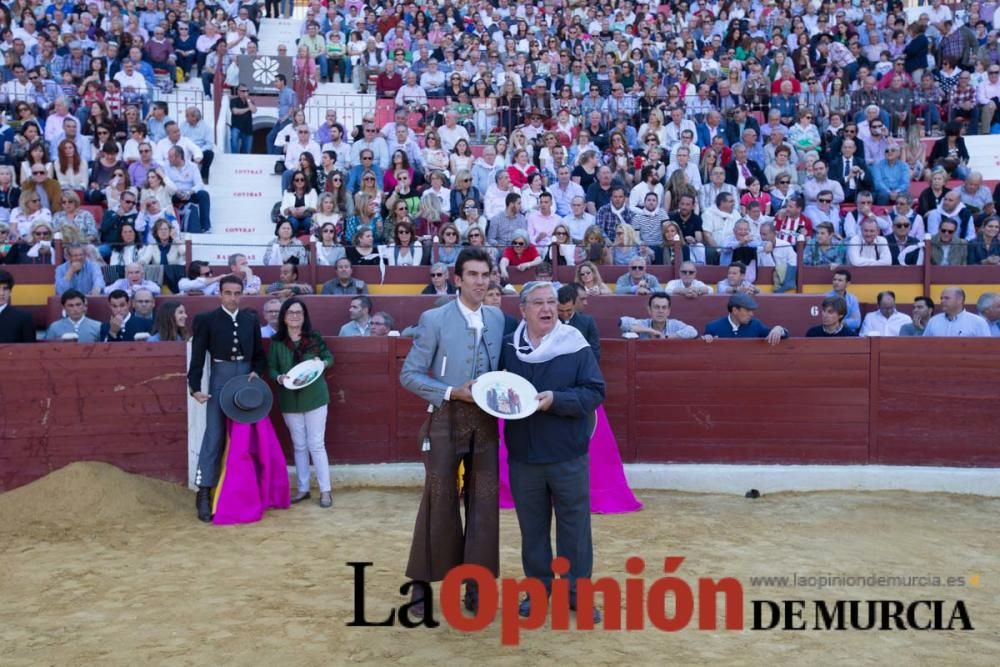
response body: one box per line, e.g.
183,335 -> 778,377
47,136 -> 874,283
463,581 -> 479,613
291,491 -> 311,504
196,486 -> 212,522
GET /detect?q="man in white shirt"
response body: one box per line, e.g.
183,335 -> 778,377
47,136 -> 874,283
977,65 -> 1000,133
668,129 -> 701,165
419,59 -> 446,96
843,191 -> 891,238
154,121 -> 203,167
526,192 -> 561,248
103,263 -> 162,296
802,161 -> 845,205
664,261 -> 713,298
549,166 -> 585,218
113,58 -> 149,99
665,146 -> 702,188
860,291 -> 913,337
663,106 -> 696,150
848,218 -> 892,266
163,146 -> 213,233
701,192 -> 742,249
281,123 -> 322,186
349,122 -> 390,169
437,111 -> 470,153
563,196 -> 594,242
924,287 -> 992,337
2,63 -> 31,105
395,70 -> 428,108
804,191 -> 844,231
756,222 -> 797,268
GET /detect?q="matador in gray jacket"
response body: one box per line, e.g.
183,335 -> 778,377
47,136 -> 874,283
399,247 -> 505,613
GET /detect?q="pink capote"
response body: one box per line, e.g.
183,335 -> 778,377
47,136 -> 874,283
499,405 -> 643,514
213,418 -> 290,525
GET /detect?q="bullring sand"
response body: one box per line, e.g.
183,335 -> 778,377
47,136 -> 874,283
1,462 -> 998,665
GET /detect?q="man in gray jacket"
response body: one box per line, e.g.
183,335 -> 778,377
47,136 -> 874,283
399,247 -> 506,615
44,289 -> 102,342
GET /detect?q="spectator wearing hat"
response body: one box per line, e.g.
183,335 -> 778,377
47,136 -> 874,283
703,292 -> 788,344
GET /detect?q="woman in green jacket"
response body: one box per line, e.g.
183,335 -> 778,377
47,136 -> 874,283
267,298 -> 335,507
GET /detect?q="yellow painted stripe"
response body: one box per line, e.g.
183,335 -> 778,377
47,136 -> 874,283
801,283 -> 924,302
13,284 -> 55,306
930,285 -> 999,302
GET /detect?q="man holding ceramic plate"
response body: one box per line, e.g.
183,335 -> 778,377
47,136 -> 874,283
497,281 -> 606,622
400,246 -> 506,615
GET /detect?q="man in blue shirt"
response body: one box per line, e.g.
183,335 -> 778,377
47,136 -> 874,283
267,74 -> 297,154
703,293 -> 788,344
826,268 -> 862,330
871,144 -> 911,205
55,244 -> 106,296
614,256 -> 661,295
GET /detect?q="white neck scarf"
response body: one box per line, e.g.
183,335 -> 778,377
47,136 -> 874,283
513,321 -> 590,364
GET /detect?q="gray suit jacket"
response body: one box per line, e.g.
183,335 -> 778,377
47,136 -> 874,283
45,317 -> 102,342
400,300 -> 505,407
930,236 -> 968,266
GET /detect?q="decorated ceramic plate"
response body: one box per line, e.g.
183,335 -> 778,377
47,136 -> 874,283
282,358 -> 326,391
471,371 -> 539,420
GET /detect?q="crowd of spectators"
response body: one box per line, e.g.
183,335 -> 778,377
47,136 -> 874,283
253,0 -> 1000,289
1,0 -> 1000,343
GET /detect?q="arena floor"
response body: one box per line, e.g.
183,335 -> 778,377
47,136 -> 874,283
1,463 -> 998,665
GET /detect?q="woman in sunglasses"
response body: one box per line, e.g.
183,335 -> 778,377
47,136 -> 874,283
498,228 -> 542,280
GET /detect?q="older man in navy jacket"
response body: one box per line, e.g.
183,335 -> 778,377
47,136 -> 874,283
501,281 -> 605,622
703,293 -> 788,344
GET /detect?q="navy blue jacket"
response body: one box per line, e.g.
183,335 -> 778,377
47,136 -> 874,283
806,324 -> 858,337
564,312 -> 601,361
500,332 -> 605,465
704,315 -> 788,339
100,314 -> 154,342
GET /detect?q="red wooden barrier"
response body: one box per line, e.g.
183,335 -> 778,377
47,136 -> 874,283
0,343 -> 188,490
3,339 -> 999,491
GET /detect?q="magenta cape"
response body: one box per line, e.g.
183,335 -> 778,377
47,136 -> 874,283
499,405 -> 643,514
212,418 -> 290,525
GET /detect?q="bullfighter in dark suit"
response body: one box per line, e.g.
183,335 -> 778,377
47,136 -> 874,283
399,247 -> 505,614
188,274 -> 267,522
0,269 -> 35,342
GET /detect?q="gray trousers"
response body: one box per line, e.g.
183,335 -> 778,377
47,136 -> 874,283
195,359 -> 251,488
508,454 -> 592,602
